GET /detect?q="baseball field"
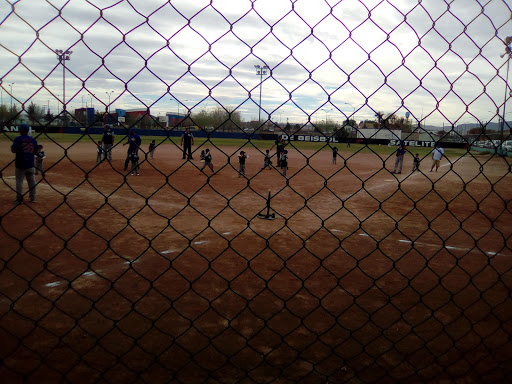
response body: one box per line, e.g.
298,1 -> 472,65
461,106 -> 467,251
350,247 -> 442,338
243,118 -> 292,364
0,133 -> 511,383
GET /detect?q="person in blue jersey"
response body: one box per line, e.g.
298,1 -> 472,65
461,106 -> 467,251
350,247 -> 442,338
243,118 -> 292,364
392,141 -> 407,174
11,124 -> 38,204
123,129 -> 142,171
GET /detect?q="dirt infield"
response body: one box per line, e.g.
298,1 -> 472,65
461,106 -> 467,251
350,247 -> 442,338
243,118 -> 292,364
1,139 -> 511,383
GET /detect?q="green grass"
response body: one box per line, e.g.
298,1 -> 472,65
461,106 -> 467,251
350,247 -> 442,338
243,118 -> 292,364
0,131 -> 467,157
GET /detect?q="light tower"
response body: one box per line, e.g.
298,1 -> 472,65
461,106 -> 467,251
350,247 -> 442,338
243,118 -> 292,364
8,82 -> 14,111
55,49 -> 72,111
254,64 -> 268,123
499,36 -> 512,151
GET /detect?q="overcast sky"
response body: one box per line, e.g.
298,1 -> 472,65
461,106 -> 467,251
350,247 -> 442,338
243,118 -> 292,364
1,0 -> 512,127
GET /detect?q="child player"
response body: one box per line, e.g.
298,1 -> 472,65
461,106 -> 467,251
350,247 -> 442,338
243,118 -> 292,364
412,153 -> 420,172
280,149 -> 288,177
332,146 -> 338,164
238,150 -> 248,177
149,140 -> 156,159
96,141 -> 104,163
34,145 -> 45,175
262,149 -> 272,170
129,148 -> 140,175
199,148 -> 214,175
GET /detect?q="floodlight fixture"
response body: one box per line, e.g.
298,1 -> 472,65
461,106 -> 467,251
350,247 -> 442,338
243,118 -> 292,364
255,64 -> 269,122
500,36 -> 512,148
55,49 -> 73,112
106,91 -> 115,114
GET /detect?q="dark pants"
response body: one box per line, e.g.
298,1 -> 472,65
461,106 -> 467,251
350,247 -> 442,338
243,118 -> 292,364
182,143 -> 192,159
276,150 -> 283,166
124,148 -> 137,169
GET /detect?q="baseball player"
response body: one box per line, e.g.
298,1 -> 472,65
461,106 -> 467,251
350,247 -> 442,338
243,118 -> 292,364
238,150 -> 248,177
128,148 -> 140,175
262,149 -> 272,170
199,148 -> 214,174
34,145 -> 45,175
11,124 -> 37,203
392,141 -> 407,174
123,129 -> 141,171
102,124 -> 115,161
96,141 -> 104,163
280,149 -> 288,177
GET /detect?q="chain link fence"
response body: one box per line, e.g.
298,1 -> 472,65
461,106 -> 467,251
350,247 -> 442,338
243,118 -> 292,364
1,1 -> 512,383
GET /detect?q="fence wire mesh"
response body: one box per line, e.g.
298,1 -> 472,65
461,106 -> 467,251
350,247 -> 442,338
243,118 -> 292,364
1,1 -> 512,383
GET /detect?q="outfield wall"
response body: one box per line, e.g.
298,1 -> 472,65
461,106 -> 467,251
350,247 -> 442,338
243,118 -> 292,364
12,125 -> 469,149
470,145 -> 512,156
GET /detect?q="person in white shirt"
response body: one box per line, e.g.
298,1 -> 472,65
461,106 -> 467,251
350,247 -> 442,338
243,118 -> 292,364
430,143 -> 445,172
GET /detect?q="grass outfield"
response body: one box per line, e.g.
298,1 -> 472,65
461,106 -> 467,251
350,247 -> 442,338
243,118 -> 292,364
1,131 -> 467,158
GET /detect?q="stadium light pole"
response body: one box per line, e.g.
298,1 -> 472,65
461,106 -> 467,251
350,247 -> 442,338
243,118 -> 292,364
88,93 -> 94,109
106,91 -> 114,114
500,36 -> 512,151
321,108 -> 332,133
55,49 -> 72,111
170,98 -> 181,127
321,108 -> 332,122
342,102 -> 359,139
254,64 -> 268,123
8,82 -> 14,111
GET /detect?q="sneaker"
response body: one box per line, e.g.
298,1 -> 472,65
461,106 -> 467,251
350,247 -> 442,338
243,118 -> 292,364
136,173 -> 139,175
14,199 -> 23,205
397,172 -> 401,174
30,200 -> 36,203
130,173 -> 134,175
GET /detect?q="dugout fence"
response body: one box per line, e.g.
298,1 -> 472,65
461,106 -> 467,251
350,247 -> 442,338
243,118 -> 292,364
1,1 -> 512,383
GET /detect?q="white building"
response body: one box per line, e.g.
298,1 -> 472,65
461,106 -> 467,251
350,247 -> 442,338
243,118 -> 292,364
356,128 -> 402,140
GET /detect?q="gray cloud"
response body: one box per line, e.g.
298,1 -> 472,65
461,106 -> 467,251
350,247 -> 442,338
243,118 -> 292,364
1,0 -> 511,125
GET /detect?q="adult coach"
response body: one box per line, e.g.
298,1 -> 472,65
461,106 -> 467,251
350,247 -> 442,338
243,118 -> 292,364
123,129 -> 142,171
11,124 -> 37,204
181,127 -> 194,160
102,124 -> 115,161
430,143 -> 445,172
392,141 -> 407,174
270,135 -> 286,166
